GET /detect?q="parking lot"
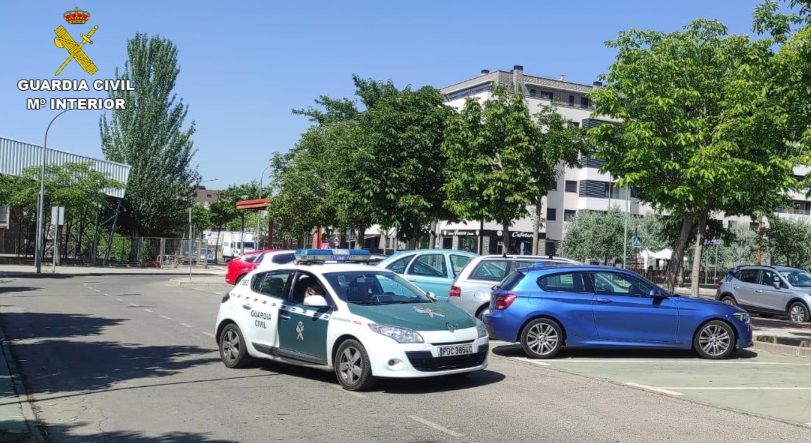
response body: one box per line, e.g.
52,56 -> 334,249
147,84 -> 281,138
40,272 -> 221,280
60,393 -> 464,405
493,342 -> 811,426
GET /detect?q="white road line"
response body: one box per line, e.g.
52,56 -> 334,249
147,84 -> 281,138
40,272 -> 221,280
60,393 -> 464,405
115,297 -> 123,302
509,357 -> 550,366
180,323 -> 193,328
142,308 -> 153,313
333,384 -> 365,399
159,315 -> 172,320
202,332 -> 215,338
551,359 -> 811,366
805,423 -> 811,427
624,382 -> 683,396
661,387 -> 811,391
408,415 -> 464,438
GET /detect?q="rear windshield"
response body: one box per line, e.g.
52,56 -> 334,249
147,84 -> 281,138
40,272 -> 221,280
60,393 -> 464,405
499,271 -> 525,290
469,260 -> 510,281
271,253 -> 295,264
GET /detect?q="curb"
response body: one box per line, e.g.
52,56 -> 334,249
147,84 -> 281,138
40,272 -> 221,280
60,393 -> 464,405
0,328 -> 46,443
753,334 -> 811,358
167,278 -> 229,288
0,270 -> 224,278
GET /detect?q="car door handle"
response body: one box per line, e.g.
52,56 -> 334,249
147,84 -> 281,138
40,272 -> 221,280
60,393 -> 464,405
279,313 -> 291,320
733,286 -> 740,290
755,290 -> 764,293
596,297 -> 612,304
242,304 -> 251,310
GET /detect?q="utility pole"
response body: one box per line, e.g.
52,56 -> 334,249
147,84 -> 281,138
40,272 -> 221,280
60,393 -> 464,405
623,186 -> 629,269
36,110 -> 71,273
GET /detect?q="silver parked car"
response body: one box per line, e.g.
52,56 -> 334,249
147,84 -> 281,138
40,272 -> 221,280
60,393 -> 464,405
716,265 -> 811,323
447,255 -> 580,320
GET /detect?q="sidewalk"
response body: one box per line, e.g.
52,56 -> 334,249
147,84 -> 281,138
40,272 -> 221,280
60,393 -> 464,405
0,329 -> 39,442
0,263 -> 226,278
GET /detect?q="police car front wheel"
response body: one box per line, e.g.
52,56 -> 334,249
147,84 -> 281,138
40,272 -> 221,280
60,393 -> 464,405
334,339 -> 375,391
219,324 -> 252,368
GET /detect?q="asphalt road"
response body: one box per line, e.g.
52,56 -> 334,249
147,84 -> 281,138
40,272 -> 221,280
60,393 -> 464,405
1,275 -> 811,442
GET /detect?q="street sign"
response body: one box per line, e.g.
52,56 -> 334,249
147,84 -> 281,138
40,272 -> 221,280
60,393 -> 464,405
631,235 -> 642,248
50,206 -> 65,226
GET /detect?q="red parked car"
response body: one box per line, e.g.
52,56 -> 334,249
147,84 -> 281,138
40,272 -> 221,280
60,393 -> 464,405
224,250 -> 296,285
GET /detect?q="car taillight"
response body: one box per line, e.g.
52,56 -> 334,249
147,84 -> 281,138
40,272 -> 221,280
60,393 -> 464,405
449,286 -> 461,298
494,293 -> 517,310
221,293 -> 230,303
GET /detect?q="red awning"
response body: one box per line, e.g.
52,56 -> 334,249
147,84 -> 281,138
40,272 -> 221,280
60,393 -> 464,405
236,198 -> 269,210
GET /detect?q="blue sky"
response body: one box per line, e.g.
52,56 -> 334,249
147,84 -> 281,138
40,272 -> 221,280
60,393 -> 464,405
1,0 -> 762,187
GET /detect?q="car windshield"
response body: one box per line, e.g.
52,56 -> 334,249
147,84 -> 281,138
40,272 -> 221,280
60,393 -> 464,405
322,271 -> 430,305
780,270 -> 811,287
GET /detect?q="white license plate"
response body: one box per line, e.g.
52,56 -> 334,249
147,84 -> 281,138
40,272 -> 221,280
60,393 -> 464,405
438,344 -> 474,357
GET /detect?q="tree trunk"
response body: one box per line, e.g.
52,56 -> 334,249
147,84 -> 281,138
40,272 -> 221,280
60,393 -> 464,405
428,220 -> 437,249
532,197 -> 542,255
502,221 -> 510,256
690,212 -> 708,296
355,225 -> 366,249
755,216 -> 765,265
666,217 -> 694,292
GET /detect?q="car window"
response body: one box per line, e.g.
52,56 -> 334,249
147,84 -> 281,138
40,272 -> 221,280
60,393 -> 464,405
449,254 -> 472,277
499,271 -> 526,290
289,272 -> 328,305
760,270 -> 782,287
736,269 -> 759,284
407,254 -> 447,278
244,254 -> 261,263
271,253 -> 295,264
589,272 -> 652,297
781,270 -> 811,287
538,272 -> 587,292
251,270 -> 292,298
322,271 -> 430,305
469,260 -> 510,281
386,255 -> 414,274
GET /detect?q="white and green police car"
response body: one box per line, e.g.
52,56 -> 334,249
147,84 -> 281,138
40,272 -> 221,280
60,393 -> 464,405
215,249 -> 489,390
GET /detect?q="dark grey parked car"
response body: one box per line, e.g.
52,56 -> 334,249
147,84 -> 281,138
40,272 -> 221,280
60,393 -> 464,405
716,265 -> 811,323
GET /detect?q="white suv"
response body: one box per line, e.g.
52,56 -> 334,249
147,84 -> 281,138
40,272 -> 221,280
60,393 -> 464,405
447,255 -> 580,320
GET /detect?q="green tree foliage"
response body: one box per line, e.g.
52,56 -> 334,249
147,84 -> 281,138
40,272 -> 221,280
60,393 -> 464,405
560,208 -> 626,263
100,33 -> 198,237
210,181 -> 261,231
443,86 -> 546,248
590,19 -> 802,292
767,217 -> 811,267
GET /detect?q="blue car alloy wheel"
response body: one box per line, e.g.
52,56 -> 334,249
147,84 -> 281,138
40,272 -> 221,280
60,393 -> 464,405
520,318 -> 563,358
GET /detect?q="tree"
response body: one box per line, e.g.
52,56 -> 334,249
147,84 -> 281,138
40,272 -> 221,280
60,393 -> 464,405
589,19 -> 801,293
443,86 -> 541,252
560,208 -> 626,263
767,217 -> 811,267
100,33 -> 198,237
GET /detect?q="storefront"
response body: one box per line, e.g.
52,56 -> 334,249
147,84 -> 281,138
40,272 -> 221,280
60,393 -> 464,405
440,229 -> 552,255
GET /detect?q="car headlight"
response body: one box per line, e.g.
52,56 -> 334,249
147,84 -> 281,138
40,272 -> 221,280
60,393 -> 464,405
368,324 -> 424,343
732,312 -> 750,325
476,320 -> 488,338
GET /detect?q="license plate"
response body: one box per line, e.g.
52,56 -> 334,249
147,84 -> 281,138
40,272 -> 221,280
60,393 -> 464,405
438,344 -> 474,357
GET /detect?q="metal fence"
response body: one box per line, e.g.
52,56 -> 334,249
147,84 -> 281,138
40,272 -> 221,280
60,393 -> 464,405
0,230 -> 219,268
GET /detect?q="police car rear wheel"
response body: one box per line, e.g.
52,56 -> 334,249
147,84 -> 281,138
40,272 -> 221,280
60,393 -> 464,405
335,339 -> 375,391
219,324 -> 251,368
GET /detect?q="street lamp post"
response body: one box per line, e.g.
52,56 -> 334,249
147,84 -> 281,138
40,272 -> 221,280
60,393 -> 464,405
257,164 -> 272,249
35,109 -> 72,274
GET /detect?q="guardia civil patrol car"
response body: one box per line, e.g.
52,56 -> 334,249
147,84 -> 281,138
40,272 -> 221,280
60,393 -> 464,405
214,249 -> 489,390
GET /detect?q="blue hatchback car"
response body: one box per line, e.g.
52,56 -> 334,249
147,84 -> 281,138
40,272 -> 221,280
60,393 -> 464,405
485,265 -> 753,359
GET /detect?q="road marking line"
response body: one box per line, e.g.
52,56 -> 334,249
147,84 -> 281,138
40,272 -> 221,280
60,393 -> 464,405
142,308 -> 153,313
180,323 -> 193,328
661,387 -> 811,391
202,332 -> 215,338
333,384 -> 365,398
509,357 -> 550,366
115,297 -> 123,302
624,382 -> 683,396
551,359 -> 811,366
805,423 -> 811,427
408,415 -> 464,438
159,315 -> 172,320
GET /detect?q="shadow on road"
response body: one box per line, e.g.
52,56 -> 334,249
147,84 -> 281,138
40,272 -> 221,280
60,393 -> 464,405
0,286 -> 40,294
376,369 -> 506,394
492,343 -> 758,360
0,420 -> 237,443
0,312 -> 124,339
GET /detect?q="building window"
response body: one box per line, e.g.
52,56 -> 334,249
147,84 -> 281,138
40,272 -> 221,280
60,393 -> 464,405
565,181 -> 577,193
529,88 -> 537,96
550,180 -> 557,191
546,208 -> 557,221
578,180 -> 612,198
581,97 -> 590,107
568,95 -> 575,106
580,155 -> 604,168
540,91 -> 554,100
777,200 -> 811,215
564,210 -> 577,221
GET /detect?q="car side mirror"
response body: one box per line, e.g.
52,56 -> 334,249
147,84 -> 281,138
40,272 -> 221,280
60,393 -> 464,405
426,291 -> 438,302
303,295 -> 329,308
649,289 -> 667,298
